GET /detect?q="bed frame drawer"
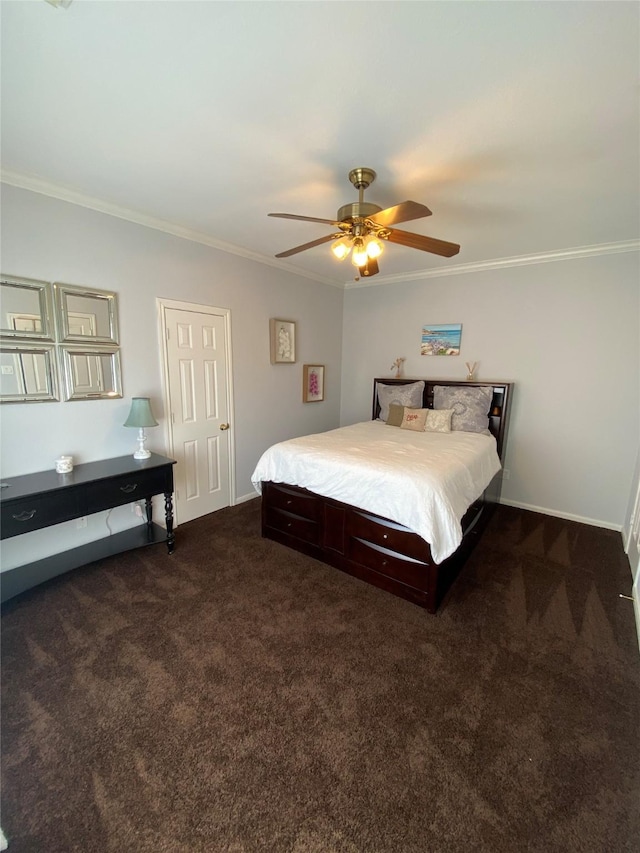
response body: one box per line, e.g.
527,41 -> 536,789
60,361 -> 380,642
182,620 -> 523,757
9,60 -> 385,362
264,483 -> 320,521
347,510 -> 430,563
348,536 -> 428,589
264,507 -> 319,545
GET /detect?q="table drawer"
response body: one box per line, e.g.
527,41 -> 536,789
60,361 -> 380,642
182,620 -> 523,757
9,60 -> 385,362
84,469 -> 169,514
265,483 -> 320,522
1,492 -> 81,538
348,536 -> 427,589
265,506 -> 319,545
347,510 -> 430,563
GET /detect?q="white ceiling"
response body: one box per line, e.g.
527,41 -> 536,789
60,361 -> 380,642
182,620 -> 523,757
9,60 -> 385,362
1,1 -> 638,287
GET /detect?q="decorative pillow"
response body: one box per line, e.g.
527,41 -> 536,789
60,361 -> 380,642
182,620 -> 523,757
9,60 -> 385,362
376,381 -> 425,422
433,385 -> 493,433
425,408 -> 453,433
400,408 -> 428,431
386,403 -> 406,427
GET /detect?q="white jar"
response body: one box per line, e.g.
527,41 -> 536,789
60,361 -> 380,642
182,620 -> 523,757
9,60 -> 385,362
55,456 -> 74,474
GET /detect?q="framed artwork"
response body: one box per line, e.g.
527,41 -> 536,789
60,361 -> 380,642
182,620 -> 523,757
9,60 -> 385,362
270,318 -> 296,364
421,323 -> 462,356
303,364 -> 324,402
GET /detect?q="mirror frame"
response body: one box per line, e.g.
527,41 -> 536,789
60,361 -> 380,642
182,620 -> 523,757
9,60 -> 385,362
0,343 -> 59,403
59,345 -> 123,401
54,282 -> 120,345
0,275 -> 55,341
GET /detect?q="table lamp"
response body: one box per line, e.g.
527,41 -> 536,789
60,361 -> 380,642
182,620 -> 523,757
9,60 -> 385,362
123,397 -> 158,459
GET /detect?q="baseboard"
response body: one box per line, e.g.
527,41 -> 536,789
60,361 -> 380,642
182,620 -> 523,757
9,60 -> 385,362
498,498 -> 622,532
633,573 -> 640,654
235,491 -> 260,505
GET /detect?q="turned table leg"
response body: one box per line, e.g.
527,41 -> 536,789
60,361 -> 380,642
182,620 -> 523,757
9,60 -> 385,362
164,492 -> 175,554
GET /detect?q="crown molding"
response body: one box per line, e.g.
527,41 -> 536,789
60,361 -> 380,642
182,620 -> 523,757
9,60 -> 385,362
3,170 -> 637,290
0,170 -> 341,288
344,239 -> 640,288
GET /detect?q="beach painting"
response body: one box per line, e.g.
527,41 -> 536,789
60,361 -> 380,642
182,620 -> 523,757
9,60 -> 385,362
421,324 -> 462,356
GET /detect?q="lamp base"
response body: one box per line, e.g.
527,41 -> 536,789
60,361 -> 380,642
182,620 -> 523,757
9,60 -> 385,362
132,427 -> 150,460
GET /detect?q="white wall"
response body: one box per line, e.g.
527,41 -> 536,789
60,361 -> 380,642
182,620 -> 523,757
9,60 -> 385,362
0,185 -> 344,569
340,251 -> 639,530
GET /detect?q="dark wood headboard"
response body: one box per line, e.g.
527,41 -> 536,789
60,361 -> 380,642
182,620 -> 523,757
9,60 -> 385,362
372,378 -> 513,460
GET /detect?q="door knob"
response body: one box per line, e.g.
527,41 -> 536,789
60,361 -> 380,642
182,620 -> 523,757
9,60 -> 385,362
219,423 -> 230,430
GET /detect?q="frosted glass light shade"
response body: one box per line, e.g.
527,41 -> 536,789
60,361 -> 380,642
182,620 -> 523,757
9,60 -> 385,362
351,239 -> 368,267
331,239 -> 351,260
366,237 -> 383,259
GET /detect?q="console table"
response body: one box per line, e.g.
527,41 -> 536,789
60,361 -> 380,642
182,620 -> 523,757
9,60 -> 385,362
0,452 -> 176,603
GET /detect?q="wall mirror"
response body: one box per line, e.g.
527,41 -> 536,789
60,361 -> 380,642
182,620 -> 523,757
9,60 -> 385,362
60,345 -> 123,401
54,282 -> 119,345
0,276 -> 55,341
0,344 -> 59,403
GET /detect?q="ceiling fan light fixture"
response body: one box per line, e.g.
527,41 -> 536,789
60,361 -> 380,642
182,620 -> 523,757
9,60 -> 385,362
351,239 -> 368,268
331,238 -> 351,260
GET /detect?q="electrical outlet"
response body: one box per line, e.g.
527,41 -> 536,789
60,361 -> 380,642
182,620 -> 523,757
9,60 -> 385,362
1,366 -> 14,375
76,516 -> 87,529
502,469 -> 510,480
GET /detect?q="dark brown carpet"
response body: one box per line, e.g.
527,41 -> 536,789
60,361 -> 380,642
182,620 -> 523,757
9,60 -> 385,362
2,501 -> 639,853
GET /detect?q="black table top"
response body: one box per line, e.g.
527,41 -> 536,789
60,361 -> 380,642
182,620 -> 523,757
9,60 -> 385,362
0,453 -> 176,502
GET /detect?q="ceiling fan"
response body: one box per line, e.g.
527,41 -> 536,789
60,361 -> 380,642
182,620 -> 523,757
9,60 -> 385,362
268,167 -> 460,279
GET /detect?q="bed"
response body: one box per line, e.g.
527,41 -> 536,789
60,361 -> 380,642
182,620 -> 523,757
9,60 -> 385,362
252,378 -> 512,613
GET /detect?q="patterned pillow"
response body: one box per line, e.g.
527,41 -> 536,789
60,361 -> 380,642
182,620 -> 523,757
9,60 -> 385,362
376,381 -> 425,421
433,385 -> 493,433
425,408 -> 453,433
400,408 -> 428,431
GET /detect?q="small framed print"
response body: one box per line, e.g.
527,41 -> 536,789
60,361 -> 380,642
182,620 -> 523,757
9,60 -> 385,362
303,364 -> 324,403
270,318 -> 296,364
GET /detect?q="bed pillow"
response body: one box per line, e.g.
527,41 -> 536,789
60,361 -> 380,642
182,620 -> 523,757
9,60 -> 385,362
400,408 -> 428,431
433,385 -> 493,433
376,381 -> 425,422
385,403 -> 406,427
425,408 -> 453,433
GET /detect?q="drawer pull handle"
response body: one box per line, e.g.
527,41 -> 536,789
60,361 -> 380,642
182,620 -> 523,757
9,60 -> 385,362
13,509 -> 37,522
287,522 -> 292,528
383,533 -> 388,540
120,484 -> 138,494
286,500 -> 292,506
382,559 -> 388,567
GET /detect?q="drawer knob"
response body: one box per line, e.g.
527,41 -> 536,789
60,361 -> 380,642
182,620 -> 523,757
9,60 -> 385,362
120,484 -> 138,494
287,522 -> 292,528
382,559 -> 388,567
286,500 -> 292,505
13,509 -> 37,522
383,533 -> 388,540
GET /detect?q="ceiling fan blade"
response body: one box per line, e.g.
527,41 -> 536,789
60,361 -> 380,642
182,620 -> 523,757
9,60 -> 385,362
359,257 -> 379,278
385,228 -> 460,257
368,201 -> 432,227
269,213 -> 340,226
274,233 -> 337,258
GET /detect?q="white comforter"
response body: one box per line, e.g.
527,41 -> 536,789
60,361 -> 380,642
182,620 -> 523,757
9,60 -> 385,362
251,421 -> 501,563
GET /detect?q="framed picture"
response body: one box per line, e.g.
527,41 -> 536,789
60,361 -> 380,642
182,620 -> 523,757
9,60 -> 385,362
270,318 -> 296,364
421,323 -> 462,356
303,364 -> 324,402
